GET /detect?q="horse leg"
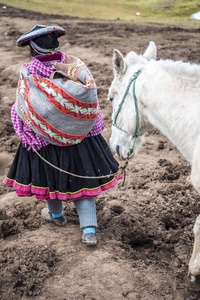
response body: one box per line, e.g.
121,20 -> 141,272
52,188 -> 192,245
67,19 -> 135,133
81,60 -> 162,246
191,137 -> 200,194
185,215 -> 200,299
188,215 -> 200,277
188,138 -> 200,277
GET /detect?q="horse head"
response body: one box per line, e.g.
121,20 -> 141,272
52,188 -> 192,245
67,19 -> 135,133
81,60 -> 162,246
108,41 -> 157,160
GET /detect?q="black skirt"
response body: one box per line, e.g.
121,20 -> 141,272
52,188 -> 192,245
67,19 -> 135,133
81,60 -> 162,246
4,134 -> 122,200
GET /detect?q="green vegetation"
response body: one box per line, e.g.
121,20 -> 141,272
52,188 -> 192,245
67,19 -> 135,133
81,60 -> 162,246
119,246 -> 126,253
1,0 -> 200,24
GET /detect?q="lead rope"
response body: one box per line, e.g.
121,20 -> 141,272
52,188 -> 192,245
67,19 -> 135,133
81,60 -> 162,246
32,146 -> 126,180
119,156 -> 129,186
30,72 -> 142,183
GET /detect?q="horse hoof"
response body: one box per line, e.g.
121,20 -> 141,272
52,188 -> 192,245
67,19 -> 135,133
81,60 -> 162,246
184,275 -> 200,300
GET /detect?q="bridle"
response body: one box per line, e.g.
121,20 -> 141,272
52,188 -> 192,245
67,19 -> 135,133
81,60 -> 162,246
112,69 -> 145,159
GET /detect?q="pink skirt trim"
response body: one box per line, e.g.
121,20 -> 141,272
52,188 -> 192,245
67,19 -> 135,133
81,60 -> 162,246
4,175 -> 123,201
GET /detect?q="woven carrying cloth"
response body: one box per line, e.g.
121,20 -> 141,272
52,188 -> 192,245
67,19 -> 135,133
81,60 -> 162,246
17,25 -> 66,47
15,53 -> 98,146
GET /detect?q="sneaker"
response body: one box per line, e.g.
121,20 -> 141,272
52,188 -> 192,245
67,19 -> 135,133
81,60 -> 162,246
41,208 -> 67,226
82,233 -> 97,245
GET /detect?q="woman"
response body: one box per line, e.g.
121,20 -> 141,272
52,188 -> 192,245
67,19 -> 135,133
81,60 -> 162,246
4,25 -> 122,245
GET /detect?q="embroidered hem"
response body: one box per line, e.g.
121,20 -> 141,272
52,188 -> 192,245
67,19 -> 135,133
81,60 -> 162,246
4,175 -> 123,201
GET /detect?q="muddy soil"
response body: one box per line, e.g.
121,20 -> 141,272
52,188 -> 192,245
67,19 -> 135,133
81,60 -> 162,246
1,4 -> 200,300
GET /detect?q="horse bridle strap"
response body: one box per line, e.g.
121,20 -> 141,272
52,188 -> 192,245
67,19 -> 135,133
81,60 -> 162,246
113,70 -> 144,158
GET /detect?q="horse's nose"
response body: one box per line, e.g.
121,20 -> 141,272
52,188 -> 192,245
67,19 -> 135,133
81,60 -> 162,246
116,145 -> 120,157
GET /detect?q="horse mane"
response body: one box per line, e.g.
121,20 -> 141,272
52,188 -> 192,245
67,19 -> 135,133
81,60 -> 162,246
125,50 -> 200,82
125,51 -> 147,65
156,59 -> 200,81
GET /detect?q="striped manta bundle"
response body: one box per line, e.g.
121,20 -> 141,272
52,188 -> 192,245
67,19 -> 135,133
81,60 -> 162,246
15,55 -> 98,146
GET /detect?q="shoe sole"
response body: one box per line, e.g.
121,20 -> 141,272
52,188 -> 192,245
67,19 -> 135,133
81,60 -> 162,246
82,236 -> 97,245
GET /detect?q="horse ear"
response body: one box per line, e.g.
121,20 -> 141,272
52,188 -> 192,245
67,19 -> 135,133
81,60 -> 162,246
113,49 -> 126,76
143,41 -> 157,60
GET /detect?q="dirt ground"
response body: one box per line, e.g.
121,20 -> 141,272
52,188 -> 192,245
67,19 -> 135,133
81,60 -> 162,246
1,4 -> 200,300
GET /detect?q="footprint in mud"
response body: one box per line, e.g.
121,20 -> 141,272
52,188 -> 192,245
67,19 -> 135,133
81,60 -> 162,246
0,218 -> 20,239
158,158 -> 180,181
108,200 -> 125,215
0,203 -> 42,239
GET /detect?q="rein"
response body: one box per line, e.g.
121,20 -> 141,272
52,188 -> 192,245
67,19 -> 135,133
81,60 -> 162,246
113,70 -> 144,158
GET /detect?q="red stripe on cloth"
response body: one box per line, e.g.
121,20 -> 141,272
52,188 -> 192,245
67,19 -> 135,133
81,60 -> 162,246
22,79 -> 86,146
33,76 -> 98,119
27,105 -> 86,146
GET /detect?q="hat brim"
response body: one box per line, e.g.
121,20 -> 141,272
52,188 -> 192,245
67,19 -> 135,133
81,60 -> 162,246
17,25 -> 66,47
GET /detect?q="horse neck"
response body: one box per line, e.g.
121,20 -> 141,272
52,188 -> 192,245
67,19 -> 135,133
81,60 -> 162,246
136,62 -> 200,163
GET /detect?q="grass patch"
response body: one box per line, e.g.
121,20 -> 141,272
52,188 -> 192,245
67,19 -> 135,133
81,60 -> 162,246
1,0 -> 200,25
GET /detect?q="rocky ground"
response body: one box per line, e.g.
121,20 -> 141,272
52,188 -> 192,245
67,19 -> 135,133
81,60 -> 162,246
1,4 -> 200,300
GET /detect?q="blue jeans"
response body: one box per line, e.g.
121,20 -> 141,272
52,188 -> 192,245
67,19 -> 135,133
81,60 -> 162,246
47,198 -> 97,228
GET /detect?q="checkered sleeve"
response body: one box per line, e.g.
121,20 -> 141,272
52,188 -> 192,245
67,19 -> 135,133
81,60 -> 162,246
86,103 -> 105,137
11,105 -> 49,150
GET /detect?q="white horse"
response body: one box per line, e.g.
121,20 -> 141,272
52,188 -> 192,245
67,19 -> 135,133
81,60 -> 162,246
108,41 -> 200,279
